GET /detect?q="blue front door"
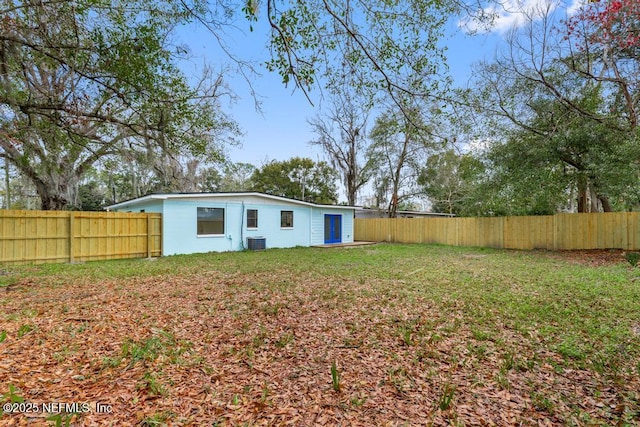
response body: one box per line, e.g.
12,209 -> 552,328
324,214 -> 342,244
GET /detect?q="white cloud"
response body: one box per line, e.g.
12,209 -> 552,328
460,0 -> 575,34
566,0 -> 586,16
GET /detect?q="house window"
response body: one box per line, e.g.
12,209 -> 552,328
247,209 -> 258,228
197,207 -> 224,235
280,210 -> 293,228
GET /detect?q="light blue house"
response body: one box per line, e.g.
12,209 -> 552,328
106,192 -> 356,256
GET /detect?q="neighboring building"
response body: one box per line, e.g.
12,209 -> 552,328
106,192 -> 356,255
356,208 -> 455,219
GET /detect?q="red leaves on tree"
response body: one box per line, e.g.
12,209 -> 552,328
567,0 -> 640,52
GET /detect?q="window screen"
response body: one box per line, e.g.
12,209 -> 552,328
247,209 -> 258,228
197,207 -> 224,235
280,210 -> 293,228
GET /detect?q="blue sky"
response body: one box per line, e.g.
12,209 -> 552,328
178,0 -> 583,168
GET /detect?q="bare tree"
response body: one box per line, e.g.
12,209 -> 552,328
308,91 -> 373,205
368,99 -> 437,218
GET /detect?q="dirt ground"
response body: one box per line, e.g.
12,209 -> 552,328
539,249 -> 632,267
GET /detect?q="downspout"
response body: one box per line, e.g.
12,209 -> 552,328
241,202 -> 246,250
226,203 -> 233,251
309,207 -> 313,246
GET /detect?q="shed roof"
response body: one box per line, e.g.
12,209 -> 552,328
105,192 -> 359,211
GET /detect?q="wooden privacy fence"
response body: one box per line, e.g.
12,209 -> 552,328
354,212 -> 640,251
0,210 -> 162,265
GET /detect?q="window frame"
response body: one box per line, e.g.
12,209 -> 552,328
246,209 -> 258,229
197,207 -> 225,236
280,210 -> 294,228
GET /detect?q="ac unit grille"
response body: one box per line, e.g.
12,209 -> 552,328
247,237 -> 266,251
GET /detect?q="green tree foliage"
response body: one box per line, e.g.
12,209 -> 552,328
466,2 -> 640,213
199,167 -> 224,193
220,162 -> 256,192
250,157 -> 338,204
77,181 -> 108,211
0,0 -> 237,209
418,150 -> 485,216
461,89 -> 640,215
100,155 -> 226,204
480,134 -> 575,216
239,0 -> 456,107
367,101 -> 437,217
1,0 -> 467,211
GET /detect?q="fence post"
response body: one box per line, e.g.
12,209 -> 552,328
632,212 -> 635,250
553,214 -> 558,250
147,214 -> 152,258
69,212 -> 75,263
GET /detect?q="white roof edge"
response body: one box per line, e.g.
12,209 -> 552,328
105,192 -> 358,210
105,194 -> 161,211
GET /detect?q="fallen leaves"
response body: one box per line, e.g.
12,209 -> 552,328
0,259 -> 638,426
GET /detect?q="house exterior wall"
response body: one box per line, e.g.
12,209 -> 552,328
240,202 -> 312,250
110,193 -> 355,255
310,208 -> 354,245
160,199 -> 314,255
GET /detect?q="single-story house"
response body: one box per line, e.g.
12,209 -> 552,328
106,192 -> 356,256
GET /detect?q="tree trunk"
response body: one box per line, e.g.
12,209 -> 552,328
346,169 -> 357,206
589,188 -> 600,213
39,193 -> 70,210
388,193 -> 398,218
577,176 -> 613,213
4,160 -> 10,209
33,178 -> 76,210
598,195 -> 613,212
346,144 -> 357,206
576,176 -> 589,213
388,137 -> 409,218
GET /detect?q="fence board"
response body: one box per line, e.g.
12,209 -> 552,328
0,210 -> 162,265
355,212 -> 640,251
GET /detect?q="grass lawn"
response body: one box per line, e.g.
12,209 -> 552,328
1,243 -> 639,426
